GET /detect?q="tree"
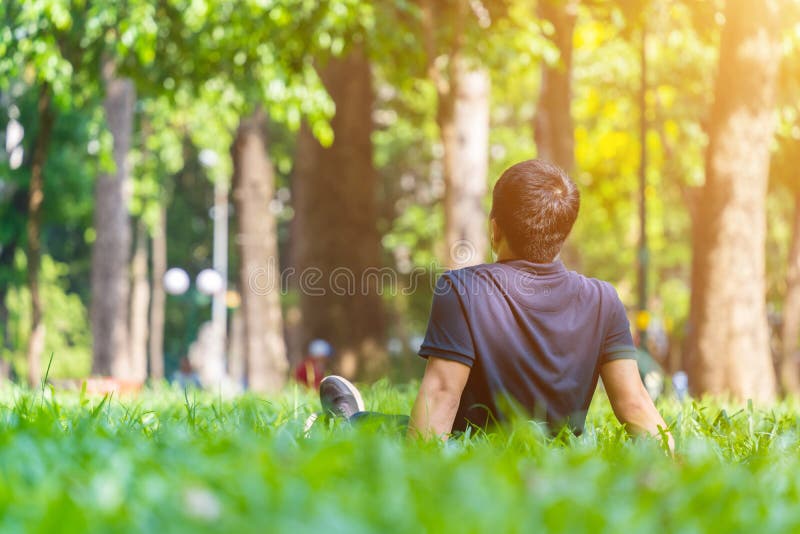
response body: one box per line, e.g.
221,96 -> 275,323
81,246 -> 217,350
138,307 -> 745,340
147,0 -> 367,387
534,0 -> 578,173
24,84 -> 55,387
421,0 -> 490,269
128,219 -> 149,382
781,188 -> 800,393
1,0 -> 161,382
0,82 -> 102,381
770,11 -> 800,395
1,1 -> 66,385
687,0 -> 781,401
292,46 -> 387,379
231,110 -> 288,393
90,61 -> 135,378
148,206 -> 167,381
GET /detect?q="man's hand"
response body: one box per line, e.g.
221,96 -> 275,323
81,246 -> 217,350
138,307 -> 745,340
601,358 -> 674,452
407,357 -> 470,440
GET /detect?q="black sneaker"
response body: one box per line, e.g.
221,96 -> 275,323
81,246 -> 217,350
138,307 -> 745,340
319,375 -> 365,420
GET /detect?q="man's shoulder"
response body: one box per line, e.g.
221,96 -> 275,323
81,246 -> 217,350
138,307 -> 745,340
439,262 -> 514,287
438,263 -> 501,282
432,264 -> 506,300
566,270 -> 622,301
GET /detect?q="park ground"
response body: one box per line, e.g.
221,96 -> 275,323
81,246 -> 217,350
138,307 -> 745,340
1,382 -> 800,533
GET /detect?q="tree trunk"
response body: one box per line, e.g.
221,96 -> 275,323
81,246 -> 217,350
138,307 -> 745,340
421,0 -> 489,270
26,83 -> 55,387
148,205 -> 167,380
534,0 -> 577,174
129,219 -> 150,382
780,191 -> 800,394
687,0 -> 780,402
439,60 -> 490,269
91,62 -> 134,378
232,109 -> 288,393
292,47 -> 386,380
534,0 -> 579,268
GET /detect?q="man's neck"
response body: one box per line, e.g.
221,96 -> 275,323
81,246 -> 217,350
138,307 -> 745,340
493,242 -> 518,262
494,251 -> 559,264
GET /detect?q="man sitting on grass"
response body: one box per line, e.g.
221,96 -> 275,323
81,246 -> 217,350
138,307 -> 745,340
317,159 -> 672,449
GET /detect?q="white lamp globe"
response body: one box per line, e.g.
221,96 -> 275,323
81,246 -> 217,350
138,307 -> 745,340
164,268 -> 190,295
196,269 -> 224,296
198,148 -> 219,168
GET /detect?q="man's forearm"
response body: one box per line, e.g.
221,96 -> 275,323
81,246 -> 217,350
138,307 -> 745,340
601,359 -> 674,453
407,357 -> 470,440
407,386 -> 461,440
618,396 -> 675,452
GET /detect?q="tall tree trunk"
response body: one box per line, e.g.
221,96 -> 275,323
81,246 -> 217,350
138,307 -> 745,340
232,109 -> 288,393
687,0 -> 780,402
534,0 -> 577,174
129,219 -> 150,382
780,191 -> 800,394
148,206 -> 167,380
439,60 -> 490,269
534,0 -> 579,268
421,0 -> 489,270
292,47 -> 386,380
26,83 -> 55,387
91,62 -> 134,378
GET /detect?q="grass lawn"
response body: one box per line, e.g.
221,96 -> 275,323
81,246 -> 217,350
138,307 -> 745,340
1,380 -> 799,533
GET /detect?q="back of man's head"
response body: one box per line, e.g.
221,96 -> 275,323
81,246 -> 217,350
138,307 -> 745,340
491,159 -> 580,263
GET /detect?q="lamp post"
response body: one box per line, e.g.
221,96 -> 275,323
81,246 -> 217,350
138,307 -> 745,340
163,266 -> 226,385
200,148 -> 229,388
160,149 -> 229,388
198,267 -> 226,386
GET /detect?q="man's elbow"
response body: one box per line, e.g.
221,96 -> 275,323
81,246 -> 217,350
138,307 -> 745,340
420,380 -> 462,410
421,370 -> 463,398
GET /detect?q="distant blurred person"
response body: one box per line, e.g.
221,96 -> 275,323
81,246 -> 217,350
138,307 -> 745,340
173,357 -> 202,389
672,371 -> 689,401
294,339 -> 332,389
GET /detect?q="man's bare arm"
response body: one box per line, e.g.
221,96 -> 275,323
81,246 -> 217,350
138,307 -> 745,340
601,358 -> 674,451
407,357 -> 470,440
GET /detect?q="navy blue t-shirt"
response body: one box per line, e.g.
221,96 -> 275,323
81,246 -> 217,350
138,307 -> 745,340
418,259 -> 636,434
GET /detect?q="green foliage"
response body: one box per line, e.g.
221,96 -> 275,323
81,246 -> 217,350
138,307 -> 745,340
0,84 -> 99,299
2,385 -> 800,531
3,253 -> 91,378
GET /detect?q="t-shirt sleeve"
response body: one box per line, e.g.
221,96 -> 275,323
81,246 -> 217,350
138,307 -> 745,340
600,285 -> 637,363
418,273 -> 476,367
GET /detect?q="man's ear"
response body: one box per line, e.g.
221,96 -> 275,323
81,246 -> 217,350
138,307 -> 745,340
490,218 -> 502,253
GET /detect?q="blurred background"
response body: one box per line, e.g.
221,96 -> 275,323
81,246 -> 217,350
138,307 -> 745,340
0,0 -> 798,400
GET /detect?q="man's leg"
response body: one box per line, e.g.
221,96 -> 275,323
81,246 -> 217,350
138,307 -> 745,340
348,411 -> 410,434
319,375 -> 365,418
318,376 -> 409,434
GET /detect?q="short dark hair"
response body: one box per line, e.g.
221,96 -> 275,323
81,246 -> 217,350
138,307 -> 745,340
490,159 -> 580,263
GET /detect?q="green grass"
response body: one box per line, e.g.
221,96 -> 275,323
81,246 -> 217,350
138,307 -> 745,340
1,381 -> 800,533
